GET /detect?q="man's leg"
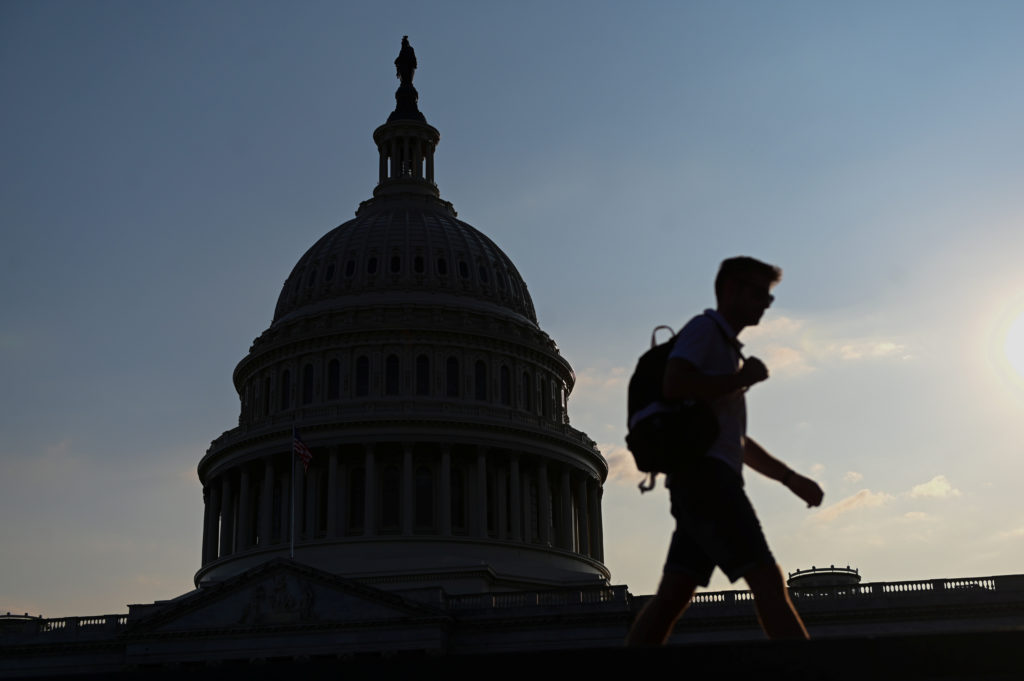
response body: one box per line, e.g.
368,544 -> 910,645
744,562 -> 808,639
625,572 -> 699,646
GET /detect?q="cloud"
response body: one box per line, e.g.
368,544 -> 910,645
574,366 -> 627,391
903,511 -> 930,520
843,471 -> 864,483
741,315 -> 913,376
812,489 -> 893,523
600,444 -> 640,485
810,463 -> 826,476
908,475 -> 962,499
838,340 -> 910,361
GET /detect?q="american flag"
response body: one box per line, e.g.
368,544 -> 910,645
293,428 -> 313,472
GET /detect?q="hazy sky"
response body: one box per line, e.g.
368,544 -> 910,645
3,1 -> 1024,617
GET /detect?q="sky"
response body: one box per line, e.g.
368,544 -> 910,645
2,0 -> 1024,617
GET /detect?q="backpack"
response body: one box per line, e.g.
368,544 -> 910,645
625,318 -> 720,493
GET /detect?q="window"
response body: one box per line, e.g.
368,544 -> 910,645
390,255 -> 401,273
521,371 -> 531,411
355,356 -> 370,397
437,258 -> 448,275
345,260 -> 356,277
367,257 -> 378,275
385,354 -> 400,396
414,255 -> 425,273
416,354 -> 430,396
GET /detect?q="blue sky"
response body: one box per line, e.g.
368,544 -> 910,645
3,1 -> 1024,616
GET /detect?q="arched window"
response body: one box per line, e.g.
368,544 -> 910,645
500,365 -> 511,405
415,465 -> 434,530
415,354 -> 430,396
521,371 -> 531,412
355,356 -> 370,397
326,359 -> 340,400
446,357 -> 460,398
302,363 -> 314,405
385,354 -> 400,396
280,370 -> 291,410
474,360 -> 488,401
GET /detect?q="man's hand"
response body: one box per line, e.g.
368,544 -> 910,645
738,356 -> 769,388
785,473 -> 824,508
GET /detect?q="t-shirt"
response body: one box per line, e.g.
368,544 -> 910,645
668,309 -> 746,474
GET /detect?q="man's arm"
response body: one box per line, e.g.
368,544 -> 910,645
662,356 -> 769,402
744,437 -> 824,508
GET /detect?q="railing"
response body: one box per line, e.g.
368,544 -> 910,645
446,585 -> 629,611
33,615 -> 128,634
687,576 -> 1006,607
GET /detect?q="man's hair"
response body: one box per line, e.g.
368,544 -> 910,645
714,256 -> 782,298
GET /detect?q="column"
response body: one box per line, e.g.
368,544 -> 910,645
304,467 -> 316,539
237,467 -> 251,551
440,445 -> 452,536
496,463 -> 507,540
475,447 -> 488,537
278,475 -> 289,544
326,449 -> 338,538
202,484 -> 217,563
575,475 -> 590,557
402,444 -> 414,534
426,148 -> 434,184
260,459 -> 274,546
219,475 -> 234,557
559,467 -> 572,550
379,146 -> 387,183
589,481 -> 604,561
509,455 -> 522,541
520,468 -> 532,544
364,445 -> 376,535
538,463 -> 551,546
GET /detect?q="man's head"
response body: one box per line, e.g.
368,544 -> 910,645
715,256 -> 782,331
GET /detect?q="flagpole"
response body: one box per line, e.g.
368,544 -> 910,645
289,426 -> 296,559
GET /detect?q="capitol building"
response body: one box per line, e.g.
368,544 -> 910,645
3,39 -> 1023,680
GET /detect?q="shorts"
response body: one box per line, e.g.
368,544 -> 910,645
663,457 -> 775,586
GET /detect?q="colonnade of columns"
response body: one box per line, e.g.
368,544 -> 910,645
201,442 -> 604,569
377,132 -> 435,185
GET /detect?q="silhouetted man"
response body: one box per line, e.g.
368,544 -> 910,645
626,256 -> 824,645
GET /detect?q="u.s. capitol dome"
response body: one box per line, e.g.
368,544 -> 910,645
196,38 -> 608,594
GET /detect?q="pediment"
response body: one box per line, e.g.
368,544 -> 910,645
130,559 -> 444,633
